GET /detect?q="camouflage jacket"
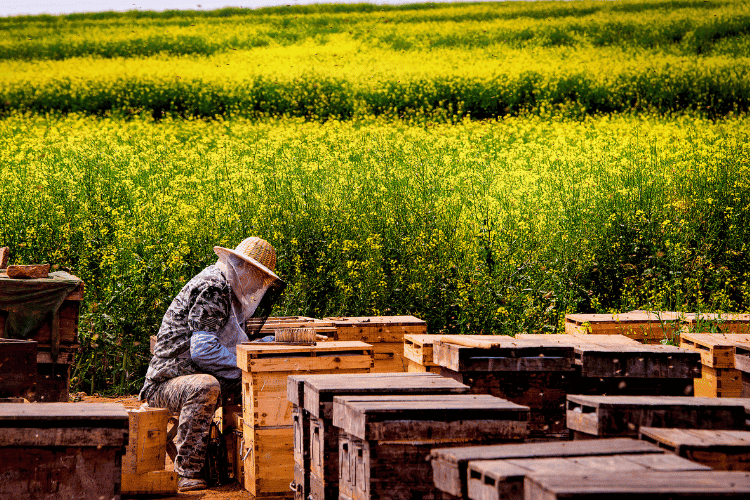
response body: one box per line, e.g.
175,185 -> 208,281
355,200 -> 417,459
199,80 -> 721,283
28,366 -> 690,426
139,265 -> 232,401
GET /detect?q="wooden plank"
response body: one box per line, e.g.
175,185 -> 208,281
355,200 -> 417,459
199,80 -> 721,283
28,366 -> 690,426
566,395 -> 748,438
121,470 -> 177,495
681,332 -> 737,368
524,470 -> 750,498
640,427 -> 750,471
433,339 -> 575,373
565,312 -> 681,344
122,407 -> 169,474
431,438 -> 662,499
0,402 -> 128,426
573,342 -> 701,379
325,315 -> 427,343
333,394 -> 529,442
407,359 -> 442,373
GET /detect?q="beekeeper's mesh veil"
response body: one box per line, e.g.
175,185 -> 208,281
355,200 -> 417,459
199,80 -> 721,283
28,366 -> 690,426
214,238 -> 286,340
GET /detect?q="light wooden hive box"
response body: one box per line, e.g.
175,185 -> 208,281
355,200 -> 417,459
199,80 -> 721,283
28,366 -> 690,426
325,316 -> 427,373
0,402 -> 128,500
236,341 -> 373,499
681,332 -> 749,398
121,407 -> 177,495
333,393 -> 530,500
286,372 -> 469,500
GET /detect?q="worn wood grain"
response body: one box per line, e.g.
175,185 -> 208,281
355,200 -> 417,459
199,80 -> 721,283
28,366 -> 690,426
524,470 -> 750,499
639,427 -> 750,471
681,332 -> 737,368
122,407 -> 169,474
694,365 -> 743,398
431,438 -> 661,499
121,470 -> 177,495
566,395 -> 748,438
0,339 -> 36,400
433,339 -> 575,373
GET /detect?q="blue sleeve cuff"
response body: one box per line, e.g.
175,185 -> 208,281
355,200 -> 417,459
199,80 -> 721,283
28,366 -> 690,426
190,331 -> 241,379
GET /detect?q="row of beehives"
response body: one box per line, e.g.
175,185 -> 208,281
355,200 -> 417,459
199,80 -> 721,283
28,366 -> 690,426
287,372 -> 750,500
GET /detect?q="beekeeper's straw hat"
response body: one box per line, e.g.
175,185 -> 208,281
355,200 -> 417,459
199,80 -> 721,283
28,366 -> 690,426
213,237 -> 282,320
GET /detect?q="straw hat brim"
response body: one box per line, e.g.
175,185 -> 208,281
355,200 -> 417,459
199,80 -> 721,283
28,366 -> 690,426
213,246 -> 281,282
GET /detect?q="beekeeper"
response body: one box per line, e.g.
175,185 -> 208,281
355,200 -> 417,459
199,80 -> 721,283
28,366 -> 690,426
139,237 -> 285,492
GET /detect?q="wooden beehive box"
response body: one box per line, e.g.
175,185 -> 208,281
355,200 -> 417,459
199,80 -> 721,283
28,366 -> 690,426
680,333 -> 748,398
731,336 -> 750,397
524,470 -> 750,499
565,311 -> 681,344
431,438 -> 663,500
403,334 -> 443,373
325,316 -> 427,373
639,427 -> 750,471
0,402 -> 128,500
333,394 -> 529,500
566,395 -> 748,439
432,336 -> 575,439
237,341 -> 373,499
291,372 -> 468,500
0,270 -> 84,402
461,438 -> 710,500
0,339 -> 36,400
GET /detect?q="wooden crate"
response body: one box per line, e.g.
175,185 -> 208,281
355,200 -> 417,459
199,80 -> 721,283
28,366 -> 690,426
238,342 -> 373,498
403,334 -> 443,372
431,438 -> 662,499
238,341 -> 374,428
524,470 -> 750,499
566,395 -> 748,438
122,407 -> 169,474
295,372 -> 468,500
640,427 -> 750,471
681,332 -> 737,368
242,422 -> 294,498
0,402 -> 128,500
462,438 -> 709,500
433,337 -> 575,439
325,316 -> 427,343
565,311 -> 680,343
333,394 -> 529,500
694,365 -> 743,398
0,339 -> 36,400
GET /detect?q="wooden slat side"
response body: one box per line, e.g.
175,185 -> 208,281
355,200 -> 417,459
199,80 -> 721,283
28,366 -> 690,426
681,333 -> 737,368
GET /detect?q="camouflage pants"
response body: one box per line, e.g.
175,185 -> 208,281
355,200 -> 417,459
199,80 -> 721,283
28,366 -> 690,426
146,374 -> 240,478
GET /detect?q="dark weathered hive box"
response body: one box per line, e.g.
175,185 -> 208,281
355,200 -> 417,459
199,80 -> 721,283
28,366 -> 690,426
433,336 -> 575,439
333,394 -> 529,500
431,438 -> 669,500
566,395 -> 748,438
639,427 -> 750,471
289,372 -> 468,500
523,470 -> 750,499
0,402 -> 128,500
463,438 -> 709,500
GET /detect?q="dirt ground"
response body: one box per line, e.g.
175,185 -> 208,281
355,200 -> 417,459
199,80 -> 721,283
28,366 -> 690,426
81,395 -> 254,500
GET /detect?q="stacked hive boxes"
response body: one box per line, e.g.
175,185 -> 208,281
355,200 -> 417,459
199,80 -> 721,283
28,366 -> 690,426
0,270 -> 84,402
121,407 -> 177,495
236,342 -> 373,498
431,439 -> 712,500
287,372 -> 469,500
325,316 -> 427,373
334,393 -> 529,500
681,333 -> 744,397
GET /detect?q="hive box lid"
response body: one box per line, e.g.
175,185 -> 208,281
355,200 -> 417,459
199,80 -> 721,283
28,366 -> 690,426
0,403 -> 128,428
